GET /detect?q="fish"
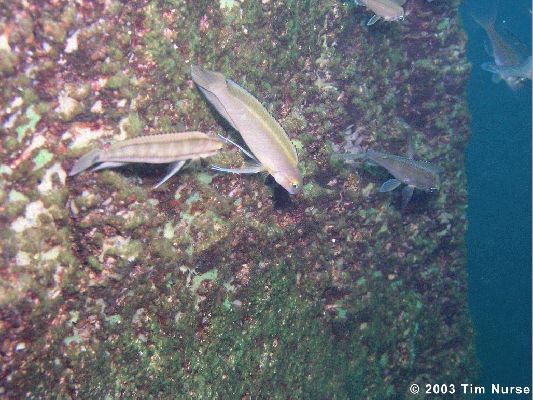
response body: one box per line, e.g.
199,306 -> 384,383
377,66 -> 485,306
68,131 -> 223,188
482,55 -> 532,82
191,65 -> 302,195
472,5 -> 531,89
334,147 -> 441,208
353,0 -> 406,26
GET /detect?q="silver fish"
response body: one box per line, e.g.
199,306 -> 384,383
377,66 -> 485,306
69,132 -> 223,188
482,56 -> 532,82
354,0 -> 406,26
334,148 -> 441,208
473,6 -> 531,89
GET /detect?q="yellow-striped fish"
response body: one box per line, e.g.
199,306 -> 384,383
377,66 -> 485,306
191,65 -> 302,195
69,132 -> 223,188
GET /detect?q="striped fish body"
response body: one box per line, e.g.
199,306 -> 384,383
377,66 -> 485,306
69,132 -> 222,176
191,65 -> 302,194
99,132 -> 222,164
366,149 -> 440,191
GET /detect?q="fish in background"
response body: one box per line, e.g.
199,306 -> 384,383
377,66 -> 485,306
472,4 -> 532,89
333,132 -> 441,209
353,0 -> 406,26
483,55 -> 532,82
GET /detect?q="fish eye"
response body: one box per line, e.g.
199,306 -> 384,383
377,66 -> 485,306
292,183 -> 299,189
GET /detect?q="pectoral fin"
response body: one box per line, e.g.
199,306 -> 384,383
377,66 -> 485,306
331,152 -> 367,162
379,179 -> 402,192
154,160 -> 186,189
211,161 -> 265,174
90,161 -> 128,173
483,41 -> 494,57
481,62 -> 500,74
367,15 -> 381,26
218,134 -> 258,161
406,131 -> 415,159
401,185 -> 414,209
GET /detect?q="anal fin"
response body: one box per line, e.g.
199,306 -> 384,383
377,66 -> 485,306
367,14 -> 381,26
210,161 -> 265,175
379,178 -> 402,192
154,160 -> 186,189
401,185 -> 415,209
90,161 -> 128,173
218,134 -> 258,161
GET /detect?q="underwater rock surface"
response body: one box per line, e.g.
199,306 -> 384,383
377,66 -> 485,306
0,0 -> 476,398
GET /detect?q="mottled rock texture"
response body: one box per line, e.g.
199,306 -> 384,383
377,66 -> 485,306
0,0 -> 476,398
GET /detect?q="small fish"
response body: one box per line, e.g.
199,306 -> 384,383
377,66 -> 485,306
482,56 -> 532,82
472,5 -> 531,89
69,132 -> 223,188
191,65 -> 302,195
354,0 -> 406,26
334,148 -> 441,208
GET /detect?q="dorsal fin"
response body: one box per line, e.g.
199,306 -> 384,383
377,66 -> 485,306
108,132 -> 218,148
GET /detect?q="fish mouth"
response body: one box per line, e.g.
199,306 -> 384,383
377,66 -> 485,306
286,185 -> 302,195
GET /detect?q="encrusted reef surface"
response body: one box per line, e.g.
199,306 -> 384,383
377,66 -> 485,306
0,0 -> 477,398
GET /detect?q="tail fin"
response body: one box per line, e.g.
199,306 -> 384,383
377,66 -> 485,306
69,148 -> 101,176
331,152 -> 367,162
406,130 -> 415,159
190,65 -> 239,130
471,0 -> 498,30
190,65 -> 227,92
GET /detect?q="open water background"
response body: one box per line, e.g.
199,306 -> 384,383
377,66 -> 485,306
461,0 -> 532,396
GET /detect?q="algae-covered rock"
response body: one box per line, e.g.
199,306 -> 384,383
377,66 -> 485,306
0,0 -> 476,398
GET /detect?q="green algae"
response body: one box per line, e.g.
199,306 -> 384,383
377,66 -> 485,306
63,330 -> 83,346
185,192 -> 200,206
163,221 -> 175,239
32,149 -> 53,171
302,181 -> 332,200
105,71 -> 129,90
190,268 -> 218,292
195,172 -> 213,186
8,190 -> 29,204
0,49 -> 17,75
219,0 -> 235,10
291,139 -> 304,152
16,106 -> 41,142
222,297 -> 232,310
121,112 -> 144,137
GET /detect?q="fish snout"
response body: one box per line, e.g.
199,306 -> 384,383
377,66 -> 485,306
272,170 -> 303,195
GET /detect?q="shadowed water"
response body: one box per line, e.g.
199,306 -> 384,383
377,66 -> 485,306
462,0 -> 532,396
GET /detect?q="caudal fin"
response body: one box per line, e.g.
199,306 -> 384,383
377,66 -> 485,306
191,65 -> 239,131
471,0 -> 498,30
69,148 -> 101,176
190,65 -> 227,92
331,152 -> 367,162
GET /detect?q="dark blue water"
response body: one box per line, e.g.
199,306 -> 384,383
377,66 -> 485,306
461,1 -> 532,397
